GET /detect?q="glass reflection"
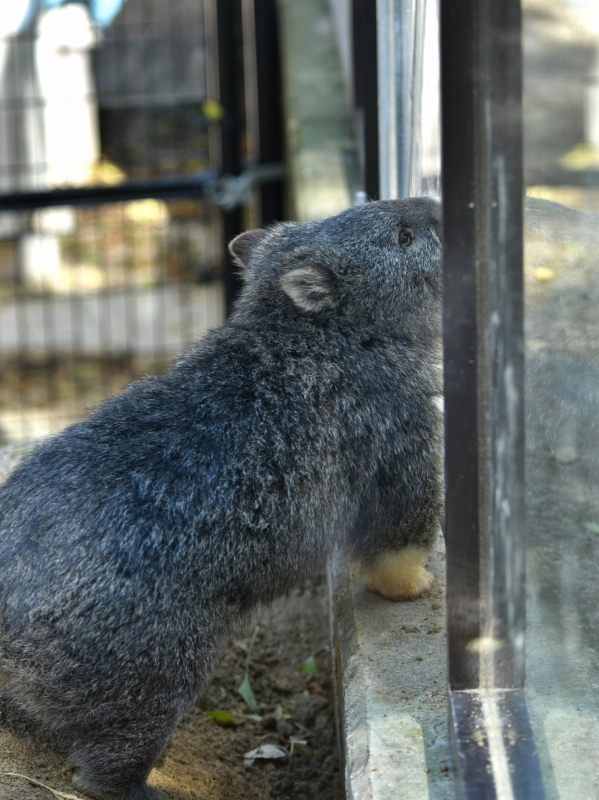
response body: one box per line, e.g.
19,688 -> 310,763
524,1 -> 599,796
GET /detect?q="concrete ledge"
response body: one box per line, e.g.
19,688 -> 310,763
330,531 -> 453,800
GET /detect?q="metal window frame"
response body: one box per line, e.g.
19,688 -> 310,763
375,0 -> 550,795
439,0 -> 546,796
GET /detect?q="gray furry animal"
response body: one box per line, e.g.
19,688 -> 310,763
0,197 -> 443,800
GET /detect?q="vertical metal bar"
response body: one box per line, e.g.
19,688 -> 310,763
441,0 -> 525,695
441,0 -> 481,692
377,0 -> 435,199
93,205 -> 109,408
352,0 -> 379,200
241,0 -> 260,178
250,0 -> 284,225
440,0 -> 544,795
204,0 -> 222,173
376,0 -> 400,199
206,0 -> 243,314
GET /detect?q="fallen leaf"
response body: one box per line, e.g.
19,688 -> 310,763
553,446 -> 579,464
238,625 -> 260,711
280,701 -> 293,719
290,739 -> 312,758
272,677 -> 294,693
298,656 -> 317,675
533,266 -> 555,283
244,744 -> 287,762
307,680 -> 324,694
204,710 -> 237,726
584,521 -> 599,534
238,676 -> 258,711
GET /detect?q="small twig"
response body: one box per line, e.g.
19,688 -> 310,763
5,772 -> 83,800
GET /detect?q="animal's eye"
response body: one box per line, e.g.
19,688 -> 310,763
399,229 -> 413,248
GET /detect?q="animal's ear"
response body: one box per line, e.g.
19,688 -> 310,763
228,229 -> 268,268
280,264 -> 339,313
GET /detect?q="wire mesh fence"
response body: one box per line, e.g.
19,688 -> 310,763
0,0 -> 226,443
0,197 -> 224,442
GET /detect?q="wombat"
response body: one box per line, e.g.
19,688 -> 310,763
0,197 -> 443,800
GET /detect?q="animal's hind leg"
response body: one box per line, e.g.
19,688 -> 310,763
72,773 -> 162,800
68,716 -> 176,800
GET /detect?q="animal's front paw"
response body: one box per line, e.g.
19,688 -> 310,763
363,547 -> 434,601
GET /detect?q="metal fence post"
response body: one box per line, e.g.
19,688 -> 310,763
206,0 -> 244,314
242,0 -> 285,226
440,0 -> 545,795
352,0 -> 379,200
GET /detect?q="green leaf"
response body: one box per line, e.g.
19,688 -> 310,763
245,625 -> 260,670
245,713 -> 263,722
237,625 -> 261,710
298,656 -> 317,676
238,676 -> 258,711
584,521 -> 599,533
204,710 -> 236,726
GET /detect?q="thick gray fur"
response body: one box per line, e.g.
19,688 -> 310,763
0,198 -> 443,800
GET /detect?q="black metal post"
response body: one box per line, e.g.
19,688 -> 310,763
249,0 -> 284,225
214,0 -> 243,313
441,0 -> 545,794
442,0 -> 525,696
441,0 -> 482,692
352,0 -> 379,200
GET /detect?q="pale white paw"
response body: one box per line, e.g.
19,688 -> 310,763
363,547 -> 434,601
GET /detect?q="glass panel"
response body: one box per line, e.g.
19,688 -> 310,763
523,1 -> 599,797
